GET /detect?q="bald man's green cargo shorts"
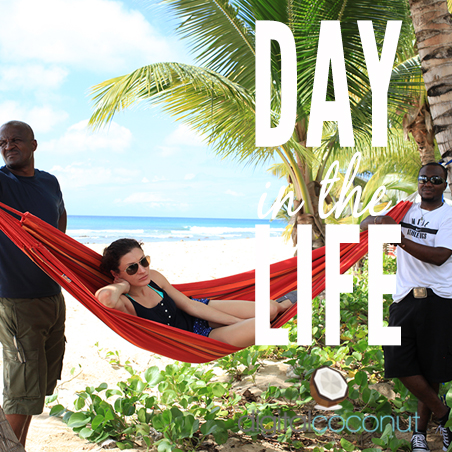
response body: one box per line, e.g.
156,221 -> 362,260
0,293 -> 65,415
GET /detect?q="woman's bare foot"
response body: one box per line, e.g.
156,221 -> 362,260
276,298 -> 294,313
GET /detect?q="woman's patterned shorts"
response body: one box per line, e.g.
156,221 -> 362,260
192,298 -> 213,337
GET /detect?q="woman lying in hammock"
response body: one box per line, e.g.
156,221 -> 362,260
95,238 -> 295,348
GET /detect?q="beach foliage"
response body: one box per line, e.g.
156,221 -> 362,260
46,254 -> 441,451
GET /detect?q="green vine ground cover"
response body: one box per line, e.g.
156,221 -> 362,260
46,255 -> 452,451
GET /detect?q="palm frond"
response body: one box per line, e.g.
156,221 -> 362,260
162,0 -> 256,88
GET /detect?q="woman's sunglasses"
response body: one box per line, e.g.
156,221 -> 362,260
123,256 -> 150,275
418,175 -> 445,185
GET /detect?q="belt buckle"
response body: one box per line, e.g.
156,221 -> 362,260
413,287 -> 427,298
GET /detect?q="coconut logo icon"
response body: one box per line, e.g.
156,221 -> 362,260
310,366 -> 348,410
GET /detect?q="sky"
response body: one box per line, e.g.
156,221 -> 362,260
0,0 -> 285,219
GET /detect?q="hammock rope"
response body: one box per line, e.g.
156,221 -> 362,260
0,201 -> 412,363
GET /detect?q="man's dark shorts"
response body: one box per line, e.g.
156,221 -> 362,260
384,290 -> 452,382
0,293 -> 65,415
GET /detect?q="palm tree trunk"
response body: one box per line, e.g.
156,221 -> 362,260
409,0 -> 452,171
403,102 -> 436,164
292,119 -> 325,249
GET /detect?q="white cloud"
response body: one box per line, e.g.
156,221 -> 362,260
184,173 -> 196,180
0,101 -> 68,133
40,120 -> 132,154
50,162 -> 139,189
0,64 -> 68,92
50,163 -> 112,189
115,192 -> 191,212
225,189 -> 244,197
0,0 -> 181,72
142,177 -> 149,183
165,124 -> 206,147
152,176 -> 166,182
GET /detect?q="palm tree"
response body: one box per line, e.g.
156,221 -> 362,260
89,0 -> 419,247
408,0 -> 452,173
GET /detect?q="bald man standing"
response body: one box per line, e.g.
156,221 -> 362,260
0,120 -> 67,447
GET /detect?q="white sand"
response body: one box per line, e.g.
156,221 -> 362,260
21,237 -> 295,452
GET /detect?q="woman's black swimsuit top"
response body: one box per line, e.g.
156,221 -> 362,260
124,280 -> 194,332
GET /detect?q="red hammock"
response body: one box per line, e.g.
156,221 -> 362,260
0,201 -> 411,363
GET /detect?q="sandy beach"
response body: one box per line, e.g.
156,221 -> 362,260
6,237 -> 296,452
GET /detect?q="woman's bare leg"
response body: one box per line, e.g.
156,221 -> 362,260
207,300 -> 254,318
208,299 -> 293,321
209,318 -> 255,347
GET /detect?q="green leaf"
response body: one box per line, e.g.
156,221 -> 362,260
157,439 -> 175,452
79,427 -> 94,439
91,414 -> 105,430
380,423 -> 394,441
74,396 -> 86,411
67,412 -> 90,428
45,393 -> 58,404
340,438 -> 355,452
354,371 -> 368,388
104,408 -> 115,422
95,383 -> 108,392
371,437 -> 385,447
116,440 -> 134,450
93,431 -> 110,444
138,407 -> 147,424
145,396 -> 156,410
122,402 -> 136,416
62,410 -> 74,424
170,406 -> 184,419
210,383 -> 227,397
283,387 -> 298,401
49,404 -> 66,417
152,415 -> 165,431
136,380 -> 146,393
144,366 -> 161,386
160,389 -> 177,405
201,419 -> 228,443
105,389 -> 123,398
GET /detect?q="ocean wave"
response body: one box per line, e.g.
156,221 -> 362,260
67,220 -> 286,243
68,229 -> 145,236
186,226 -> 285,235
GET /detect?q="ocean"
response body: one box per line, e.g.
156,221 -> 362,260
66,215 -> 287,244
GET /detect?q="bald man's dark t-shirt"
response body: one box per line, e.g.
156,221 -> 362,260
0,166 -> 64,298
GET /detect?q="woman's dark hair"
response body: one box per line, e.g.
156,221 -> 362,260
100,238 -> 144,273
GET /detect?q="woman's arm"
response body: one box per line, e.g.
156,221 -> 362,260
152,271 -> 243,325
95,279 -> 136,315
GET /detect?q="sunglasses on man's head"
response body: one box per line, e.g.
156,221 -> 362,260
124,256 -> 150,275
418,175 -> 445,185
